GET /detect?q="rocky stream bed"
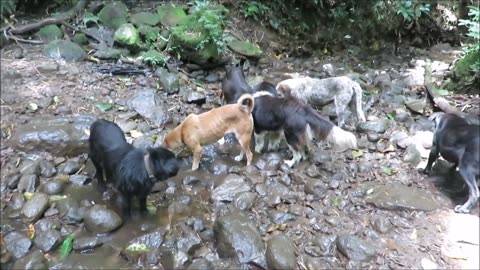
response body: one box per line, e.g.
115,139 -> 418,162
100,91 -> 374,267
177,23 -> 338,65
1,38 -> 479,269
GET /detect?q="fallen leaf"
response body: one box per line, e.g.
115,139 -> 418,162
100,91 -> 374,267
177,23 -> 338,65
27,224 -> 35,239
49,195 -> 67,202
23,192 -> 34,200
125,243 -> 149,252
352,150 -> 364,159
386,113 -> 395,120
267,223 -> 287,233
84,129 -> 90,136
59,235 -> 74,259
96,102 -> 112,111
129,130 -> 143,138
379,144 -> 395,153
28,103 -> 38,112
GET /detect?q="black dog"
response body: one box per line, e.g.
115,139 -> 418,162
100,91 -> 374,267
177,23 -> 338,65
221,58 -> 253,104
422,112 -> 480,213
252,91 -> 357,167
89,119 -> 179,217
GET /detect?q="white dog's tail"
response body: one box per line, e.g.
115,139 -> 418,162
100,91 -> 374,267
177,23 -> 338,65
305,109 -> 357,152
352,82 -> 366,122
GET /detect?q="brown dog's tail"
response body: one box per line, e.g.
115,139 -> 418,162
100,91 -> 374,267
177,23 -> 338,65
237,94 -> 255,114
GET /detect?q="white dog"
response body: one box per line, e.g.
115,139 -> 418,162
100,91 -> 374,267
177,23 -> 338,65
276,76 -> 366,129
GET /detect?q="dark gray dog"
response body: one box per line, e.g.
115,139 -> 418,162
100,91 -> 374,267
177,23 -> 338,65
422,112 -> 480,213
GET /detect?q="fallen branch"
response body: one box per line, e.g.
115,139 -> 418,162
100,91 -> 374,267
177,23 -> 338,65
1,0 -> 89,35
424,59 -> 480,124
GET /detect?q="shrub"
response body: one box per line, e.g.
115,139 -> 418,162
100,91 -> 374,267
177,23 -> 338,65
458,5 -> 480,73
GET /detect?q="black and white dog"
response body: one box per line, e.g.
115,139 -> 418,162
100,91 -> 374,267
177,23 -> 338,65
89,119 -> 179,217
422,112 -> 480,213
252,91 -> 357,167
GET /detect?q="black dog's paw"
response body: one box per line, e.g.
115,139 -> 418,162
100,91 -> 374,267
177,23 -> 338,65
454,204 -> 470,214
418,167 -> 432,175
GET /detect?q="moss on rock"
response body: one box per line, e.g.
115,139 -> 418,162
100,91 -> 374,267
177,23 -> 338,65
114,23 -> 139,46
98,2 -> 128,30
227,40 -> 262,58
35,25 -> 63,42
157,5 -> 188,27
130,12 -> 162,26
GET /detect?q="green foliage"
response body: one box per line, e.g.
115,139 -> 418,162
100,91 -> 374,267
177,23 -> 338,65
191,0 -> 230,51
59,235 -> 74,259
458,5 -> 480,73
0,0 -> 17,17
142,49 -> 166,67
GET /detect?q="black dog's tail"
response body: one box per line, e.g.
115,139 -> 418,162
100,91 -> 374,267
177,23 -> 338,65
237,94 -> 255,114
305,109 -> 357,152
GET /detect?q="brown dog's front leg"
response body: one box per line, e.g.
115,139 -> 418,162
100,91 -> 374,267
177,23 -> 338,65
192,145 -> 202,170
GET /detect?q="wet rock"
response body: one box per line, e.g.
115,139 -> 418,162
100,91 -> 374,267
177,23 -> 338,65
98,2 -> 128,30
403,144 -> 422,166
39,178 -> 66,195
10,192 -> 25,210
312,149 -> 332,164
43,40 -> 87,62
12,250 -> 46,270
92,43 -> 130,59
405,99 -> 425,115
365,183 -> 439,211
72,32 -> 88,45
127,89 -> 169,127
357,119 -> 390,134
304,178 -> 327,199
131,12 -> 161,26
19,160 -> 41,175
205,72 -> 219,83
160,248 -> 189,269
186,91 -> 206,105
17,174 -> 38,193
370,216 -> 391,234
367,133 -> 382,142
313,235 -> 337,256
214,212 -> 266,267
227,40 -> 263,58
212,174 -> 251,202
21,192 -> 49,223
39,160 -> 56,177
266,235 -> 296,270
128,228 -> 165,249
394,110 -> 411,122
187,258 -> 214,269
33,229 -> 62,252
209,159 -> 229,175
242,165 -> 264,184
35,24 -> 63,41
114,23 -> 139,46
155,67 -> 179,94
336,235 -> 376,262
6,174 -> 21,189
157,5 -> 188,26
10,115 -> 95,157
84,205 -> 123,234
233,192 -> 257,211
73,236 -> 103,251
4,231 -> 32,259
69,174 -> 90,185
269,211 -> 295,224
56,197 -> 83,224
255,152 -> 283,171
58,160 -> 82,175
397,137 -> 415,149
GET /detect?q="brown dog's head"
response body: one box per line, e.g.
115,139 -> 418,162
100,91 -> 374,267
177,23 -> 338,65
162,126 -> 184,153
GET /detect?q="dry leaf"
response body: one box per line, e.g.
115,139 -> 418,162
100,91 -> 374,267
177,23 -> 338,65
129,130 -> 144,138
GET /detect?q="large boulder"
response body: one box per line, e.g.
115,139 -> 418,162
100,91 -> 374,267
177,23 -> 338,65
228,40 -> 262,58
43,40 -> 87,62
84,205 -> 123,234
98,2 -> 128,30
35,25 -> 63,42
127,89 -> 169,127
157,5 -> 188,26
114,23 -> 140,47
10,115 -> 95,156
131,12 -> 162,26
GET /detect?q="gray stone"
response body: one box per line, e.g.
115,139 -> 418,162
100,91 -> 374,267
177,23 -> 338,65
214,212 -> 266,267
227,40 -> 263,58
413,131 -> 433,149
155,67 -> 179,94
6,174 -> 21,190
266,235 -> 296,270
21,192 -> 49,223
69,174 -> 90,185
127,229 -> 165,249
114,23 -> 139,46
73,236 -> 103,251
10,115 -> 95,157
233,192 -> 257,211
39,178 -> 66,195
17,174 -> 38,193
405,99 -> 426,115
212,174 -> 251,202
35,25 -> 63,41
365,183 -> 439,211
4,231 -> 32,259
131,12 -> 161,26
19,160 -> 41,175
269,211 -> 295,224
209,159 -> 229,175
357,119 -> 390,134
58,160 -> 82,175
84,205 -> 123,234
12,250 -> 47,270
10,192 -> 25,210
43,40 -> 87,62
39,160 -> 56,177
312,235 -> 337,256
98,2 -> 128,30
336,235 -> 376,262
370,216 -> 391,234
403,144 -> 422,166
186,91 -> 206,105
33,229 -> 62,252
56,197 -> 83,224
127,89 -> 169,127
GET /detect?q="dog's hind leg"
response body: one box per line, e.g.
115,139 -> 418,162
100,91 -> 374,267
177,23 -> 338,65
138,194 -> 148,214
90,154 -> 107,193
284,128 -> 305,167
334,95 -> 350,129
268,131 -> 283,151
236,134 -> 253,166
118,193 -> 132,217
455,165 -> 479,213
254,132 -> 266,153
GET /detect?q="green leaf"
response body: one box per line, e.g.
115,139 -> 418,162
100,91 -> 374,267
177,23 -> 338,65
386,113 -> 395,120
96,102 -> 113,111
332,196 -> 340,206
436,89 -> 449,96
59,235 -> 74,259
82,11 -> 99,26
383,167 -> 393,176
125,243 -> 149,252
352,150 -> 363,159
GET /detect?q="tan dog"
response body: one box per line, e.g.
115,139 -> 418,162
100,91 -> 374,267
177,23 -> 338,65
163,94 -> 255,170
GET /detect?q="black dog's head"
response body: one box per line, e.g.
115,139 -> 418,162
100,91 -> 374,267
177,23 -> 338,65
148,147 -> 179,181
225,58 -> 246,76
253,81 -> 278,96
